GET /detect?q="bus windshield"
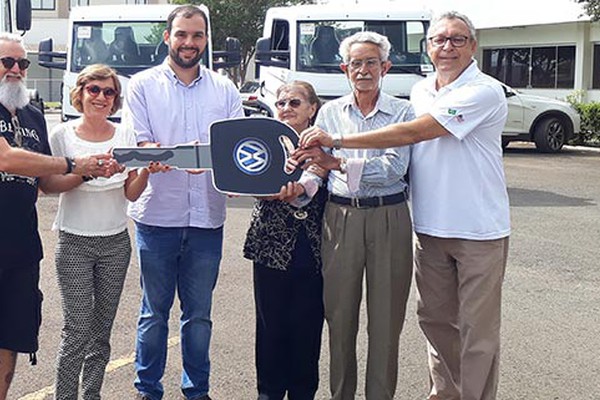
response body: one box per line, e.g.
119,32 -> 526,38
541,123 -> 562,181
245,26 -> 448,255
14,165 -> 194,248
70,21 -> 208,76
297,20 -> 432,74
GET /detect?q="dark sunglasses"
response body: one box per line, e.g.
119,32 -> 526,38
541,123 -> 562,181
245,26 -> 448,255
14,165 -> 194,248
0,57 -> 31,70
85,84 -> 117,98
275,98 -> 303,109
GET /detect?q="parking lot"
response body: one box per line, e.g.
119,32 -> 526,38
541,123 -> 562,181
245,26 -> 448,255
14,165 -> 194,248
9,113 -> 600,399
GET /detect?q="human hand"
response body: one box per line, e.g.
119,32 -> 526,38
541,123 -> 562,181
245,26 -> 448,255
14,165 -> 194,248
292,146 -> 338,171
255,182 -> 304,202
307,164 -> 328,179
143,161 -> 171,174
184,168 -> 205,175
299,126 -> 333,148
73,154 -> 117,177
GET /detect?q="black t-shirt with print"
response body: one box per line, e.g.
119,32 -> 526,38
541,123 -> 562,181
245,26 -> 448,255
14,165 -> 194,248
0,103 -> 50,270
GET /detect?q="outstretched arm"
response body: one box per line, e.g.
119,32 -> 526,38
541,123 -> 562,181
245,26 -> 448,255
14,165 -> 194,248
1,136 -> 115,177
299,113 -> 449,149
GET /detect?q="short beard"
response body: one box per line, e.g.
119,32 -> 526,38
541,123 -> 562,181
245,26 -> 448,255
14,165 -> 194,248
0,76 -> 30,113
169,46 -> 204,69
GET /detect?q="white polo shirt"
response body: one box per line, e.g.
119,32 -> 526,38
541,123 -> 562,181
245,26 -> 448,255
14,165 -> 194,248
409,61 -> 510,240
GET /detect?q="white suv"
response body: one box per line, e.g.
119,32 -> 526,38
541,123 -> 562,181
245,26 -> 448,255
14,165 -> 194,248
501,84 -> 581,153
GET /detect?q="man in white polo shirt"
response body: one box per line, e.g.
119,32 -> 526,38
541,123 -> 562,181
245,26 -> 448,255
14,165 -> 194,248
296,11 -> 509,400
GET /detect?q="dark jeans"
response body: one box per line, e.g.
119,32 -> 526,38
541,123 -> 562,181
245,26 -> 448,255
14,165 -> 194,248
253,230 -> 324,400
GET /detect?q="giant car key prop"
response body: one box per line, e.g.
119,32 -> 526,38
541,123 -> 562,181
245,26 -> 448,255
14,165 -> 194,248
112,117 -> 302,196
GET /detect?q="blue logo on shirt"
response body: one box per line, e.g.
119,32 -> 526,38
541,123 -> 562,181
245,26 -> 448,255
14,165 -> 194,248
234,138 -> 270,175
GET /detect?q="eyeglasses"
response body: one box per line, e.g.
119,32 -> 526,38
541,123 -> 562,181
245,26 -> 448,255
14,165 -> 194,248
428,35 -> 470,48
347,58 -> 382,71
85,84 -> 117,98
0,57 -> 31,70
275,98 -> 303,109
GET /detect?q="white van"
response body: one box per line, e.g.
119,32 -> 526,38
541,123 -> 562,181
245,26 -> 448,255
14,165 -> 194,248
251,4 -> 434,116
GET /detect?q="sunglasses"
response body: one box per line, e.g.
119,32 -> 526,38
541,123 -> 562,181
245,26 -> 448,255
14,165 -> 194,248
85,84 -> 118,98
0,57 -> 31,70
275,98 -> 303,109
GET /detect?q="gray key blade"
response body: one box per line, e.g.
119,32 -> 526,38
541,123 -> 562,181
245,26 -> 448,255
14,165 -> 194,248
113,144 -> 213,169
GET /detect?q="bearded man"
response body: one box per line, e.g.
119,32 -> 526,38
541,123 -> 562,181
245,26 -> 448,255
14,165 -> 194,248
0,32 -> 113,400
122,5 -> 243,400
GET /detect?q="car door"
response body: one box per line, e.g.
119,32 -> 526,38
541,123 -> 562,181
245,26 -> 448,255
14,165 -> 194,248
503,85 -> 526,135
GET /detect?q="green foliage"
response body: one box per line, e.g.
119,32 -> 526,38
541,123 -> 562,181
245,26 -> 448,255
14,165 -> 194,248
173,0 -> 314,83
565,91 -> 600,145
144,23 -> 167,45
577,0 -> 600,21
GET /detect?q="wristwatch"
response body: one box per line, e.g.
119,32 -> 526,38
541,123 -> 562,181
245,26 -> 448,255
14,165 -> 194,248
64,157 -> 76,174
332,133 -> 343,150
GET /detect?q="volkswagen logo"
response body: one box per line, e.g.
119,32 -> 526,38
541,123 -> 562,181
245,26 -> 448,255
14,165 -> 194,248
233,138 -> 270,175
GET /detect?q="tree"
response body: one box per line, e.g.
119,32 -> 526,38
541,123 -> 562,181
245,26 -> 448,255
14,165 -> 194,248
577,0 -> 600,21
174,0 -> 314,84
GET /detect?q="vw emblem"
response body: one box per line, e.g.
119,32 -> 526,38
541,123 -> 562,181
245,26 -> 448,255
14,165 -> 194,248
233,138 -> 270,175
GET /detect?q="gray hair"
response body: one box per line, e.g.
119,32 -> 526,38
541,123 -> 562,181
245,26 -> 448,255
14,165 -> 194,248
0,32 -> 25,46
428,11 -> 477,41
339,31 -> 391,63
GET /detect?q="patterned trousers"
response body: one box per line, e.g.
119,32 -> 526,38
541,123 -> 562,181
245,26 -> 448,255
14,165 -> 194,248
54,230 -> 131,400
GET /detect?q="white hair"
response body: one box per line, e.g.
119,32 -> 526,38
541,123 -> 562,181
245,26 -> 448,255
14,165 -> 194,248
428,11 -> 477,40
339,31 -> 391,63
0,32 -> 26,49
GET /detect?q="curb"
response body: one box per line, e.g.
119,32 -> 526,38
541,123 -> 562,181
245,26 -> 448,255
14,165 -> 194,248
564,144 -> 600,153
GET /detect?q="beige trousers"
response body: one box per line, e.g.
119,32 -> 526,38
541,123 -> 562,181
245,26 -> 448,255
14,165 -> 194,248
415,233 -> 509,400
321,201 -> 413,400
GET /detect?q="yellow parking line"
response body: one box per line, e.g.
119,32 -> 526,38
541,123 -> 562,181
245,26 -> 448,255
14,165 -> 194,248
18,336 -> 181,400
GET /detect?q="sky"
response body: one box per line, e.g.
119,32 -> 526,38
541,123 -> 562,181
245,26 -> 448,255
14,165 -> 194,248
321,0 -> 589,29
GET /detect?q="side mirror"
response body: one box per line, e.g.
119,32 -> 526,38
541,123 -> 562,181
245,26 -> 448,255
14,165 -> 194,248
213,37 -> 242,70
15,0 -> 32,32
38,38 -> 67,70
255,37 -> 290,69
503,85 -> 517,98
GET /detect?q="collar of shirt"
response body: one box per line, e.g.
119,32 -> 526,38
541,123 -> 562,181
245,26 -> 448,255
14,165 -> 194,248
159,58 -> 204,87
341,91 -> 396,120
425,58 -> 480,96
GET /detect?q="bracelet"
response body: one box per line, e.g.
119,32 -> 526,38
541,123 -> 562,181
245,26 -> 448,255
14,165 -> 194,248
64,157 -> 75,175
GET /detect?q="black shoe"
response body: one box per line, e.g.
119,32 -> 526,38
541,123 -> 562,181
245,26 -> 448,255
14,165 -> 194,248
135,393 -> 152,400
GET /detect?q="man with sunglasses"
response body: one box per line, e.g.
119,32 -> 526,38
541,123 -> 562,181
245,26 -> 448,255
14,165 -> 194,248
297,11 -> 510,400
123,5 -> 243,400
0,32 -> 115,400
291,31 -> 414,400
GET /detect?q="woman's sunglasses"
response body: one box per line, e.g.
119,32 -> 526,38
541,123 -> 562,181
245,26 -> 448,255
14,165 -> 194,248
275,98 -> 303,109
0,57 -> 31,71
85,84 -> 118,99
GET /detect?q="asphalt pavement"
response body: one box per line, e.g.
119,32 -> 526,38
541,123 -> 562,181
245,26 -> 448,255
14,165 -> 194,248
8,113 -> 600,399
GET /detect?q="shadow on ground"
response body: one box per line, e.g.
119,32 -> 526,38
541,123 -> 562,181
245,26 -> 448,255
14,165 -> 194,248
508,187 -> 596,207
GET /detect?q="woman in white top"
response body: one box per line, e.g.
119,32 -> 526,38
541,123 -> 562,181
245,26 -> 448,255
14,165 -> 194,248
43,64 -> 154,400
